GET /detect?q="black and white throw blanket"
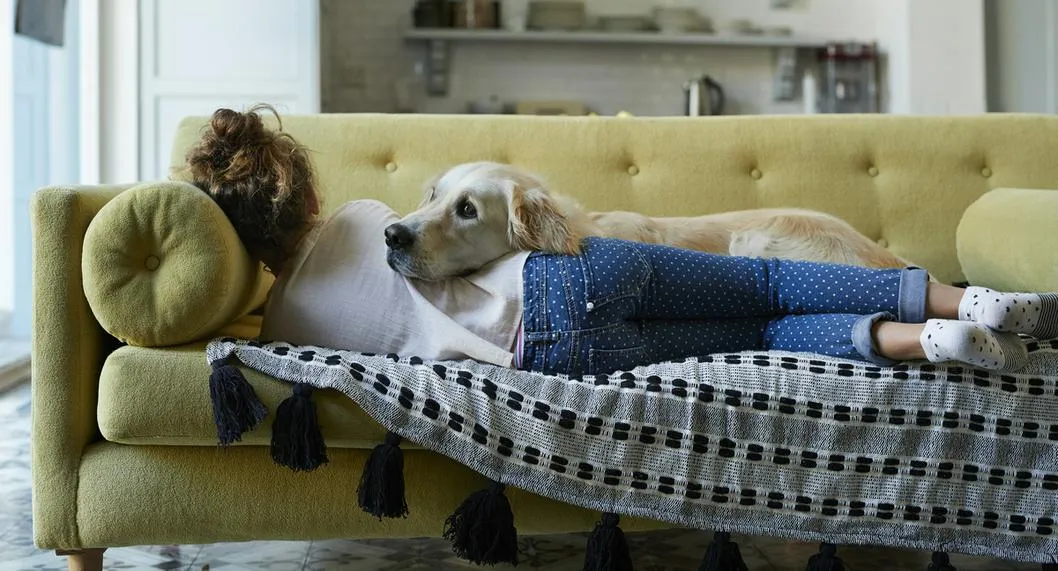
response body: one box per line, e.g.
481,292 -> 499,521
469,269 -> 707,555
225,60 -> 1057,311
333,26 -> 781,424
206,337 -> 1058,565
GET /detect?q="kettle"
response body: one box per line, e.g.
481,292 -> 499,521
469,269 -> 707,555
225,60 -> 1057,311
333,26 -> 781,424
684,75 -> 725,116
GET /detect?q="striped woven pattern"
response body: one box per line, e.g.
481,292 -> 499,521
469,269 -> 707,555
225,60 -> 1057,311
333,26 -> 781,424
207,337 -> 1058,564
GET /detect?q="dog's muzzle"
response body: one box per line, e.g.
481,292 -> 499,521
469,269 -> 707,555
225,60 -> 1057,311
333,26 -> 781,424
384,223 -> 423,278
384,223 -> 415,251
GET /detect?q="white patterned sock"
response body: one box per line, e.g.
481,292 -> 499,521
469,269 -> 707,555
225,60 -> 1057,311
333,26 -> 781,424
959,286 -> 1058,339
920,319 -> 1028,372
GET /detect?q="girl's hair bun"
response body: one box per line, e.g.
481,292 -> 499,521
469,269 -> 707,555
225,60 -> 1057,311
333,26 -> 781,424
180,104 -> 318,273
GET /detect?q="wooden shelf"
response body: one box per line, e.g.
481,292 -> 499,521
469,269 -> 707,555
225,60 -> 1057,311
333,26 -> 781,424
405,28 -> 834,98
404,28 -> 830,49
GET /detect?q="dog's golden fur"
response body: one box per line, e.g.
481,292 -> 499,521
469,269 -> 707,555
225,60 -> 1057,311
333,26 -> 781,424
386,161 -> 915,281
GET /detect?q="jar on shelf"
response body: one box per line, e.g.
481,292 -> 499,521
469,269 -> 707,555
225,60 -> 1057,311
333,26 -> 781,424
815,42 -> 879,114
412,0 -> 449,28
452,0 -> 501,29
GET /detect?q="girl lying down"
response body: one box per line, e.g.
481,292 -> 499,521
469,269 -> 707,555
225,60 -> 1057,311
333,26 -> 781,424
177,105 -> 1058,376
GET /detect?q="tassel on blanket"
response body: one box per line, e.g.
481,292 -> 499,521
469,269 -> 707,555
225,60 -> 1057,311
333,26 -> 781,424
698,531 -> 748,571
443,480 -> 519,565
357,431 -> 409,519
270,383 -> 329,471
583,512 -> 633,571
209,355 -> 268,446
805,543 -> 845,571
927,552 -> 956,571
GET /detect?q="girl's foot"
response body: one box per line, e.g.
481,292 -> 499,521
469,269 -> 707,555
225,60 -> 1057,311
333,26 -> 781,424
959,286 -> 1058,339
920,319 -> 1028,371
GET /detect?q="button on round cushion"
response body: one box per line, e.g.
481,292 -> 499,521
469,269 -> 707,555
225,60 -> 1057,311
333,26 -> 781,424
82,181 -> 273,347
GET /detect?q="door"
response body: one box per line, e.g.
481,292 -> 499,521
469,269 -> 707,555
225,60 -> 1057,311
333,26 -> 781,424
139,0 -> 320,181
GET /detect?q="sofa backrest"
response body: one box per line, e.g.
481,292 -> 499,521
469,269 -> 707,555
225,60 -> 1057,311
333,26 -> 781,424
171,113 -> 1058,284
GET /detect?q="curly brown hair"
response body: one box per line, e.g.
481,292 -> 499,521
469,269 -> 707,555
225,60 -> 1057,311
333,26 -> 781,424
179,104 -> 319,274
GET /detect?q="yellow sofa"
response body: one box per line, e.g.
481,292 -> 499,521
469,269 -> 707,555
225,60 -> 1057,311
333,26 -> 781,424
32,113 -> 1058,568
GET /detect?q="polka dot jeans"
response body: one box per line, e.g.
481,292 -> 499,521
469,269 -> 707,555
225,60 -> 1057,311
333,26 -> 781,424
519,237 -> 929,377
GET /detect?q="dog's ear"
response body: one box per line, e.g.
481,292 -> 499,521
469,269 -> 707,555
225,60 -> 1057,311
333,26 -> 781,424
507,180 -> 582,255
418,172 -> 444,208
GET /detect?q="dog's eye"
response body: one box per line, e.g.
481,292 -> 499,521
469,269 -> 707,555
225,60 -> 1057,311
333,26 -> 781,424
457,199 -> 477,219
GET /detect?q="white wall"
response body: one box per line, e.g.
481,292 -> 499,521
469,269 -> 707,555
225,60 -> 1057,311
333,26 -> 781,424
891,0 -> 986,114
985,0 -> 1058,113
322,0 -> 986,116
99,0 -> 139,184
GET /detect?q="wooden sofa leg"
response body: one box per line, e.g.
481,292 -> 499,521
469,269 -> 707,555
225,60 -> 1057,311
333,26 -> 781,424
56,548 -> 105,571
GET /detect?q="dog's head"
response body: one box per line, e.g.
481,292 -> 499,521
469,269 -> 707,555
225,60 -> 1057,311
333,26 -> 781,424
385,161 -> 580,281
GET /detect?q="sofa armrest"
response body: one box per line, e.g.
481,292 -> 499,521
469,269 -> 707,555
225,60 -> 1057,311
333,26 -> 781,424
957,187 -> 1058,292
31,184 -> 133,550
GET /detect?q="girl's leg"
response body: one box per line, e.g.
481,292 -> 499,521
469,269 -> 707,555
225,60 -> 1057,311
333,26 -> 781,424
926,283 -> 964,319
639,313 -> 1028,371
870,321 -> 926,360
640,318 -> 772,365
762,314 -> 1028,371
763,313 -> 880,363
577,238 -> 930,323
630,316 -> 883,369
520,247 -> 1029,374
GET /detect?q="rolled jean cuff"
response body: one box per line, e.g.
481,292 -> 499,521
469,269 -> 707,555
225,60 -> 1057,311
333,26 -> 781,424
852,311 -> 899,366
898,267 -> 929,323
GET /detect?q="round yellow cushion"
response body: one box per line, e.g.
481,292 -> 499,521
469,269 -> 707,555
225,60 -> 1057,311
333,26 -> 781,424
82,181 -> 273,347
957,188 -> 1058,292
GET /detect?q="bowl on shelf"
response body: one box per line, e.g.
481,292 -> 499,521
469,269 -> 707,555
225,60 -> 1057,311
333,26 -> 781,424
728,18 -> 765,35
652,6 -> 708,34
597,15 -> 654,32
527,1 -> 587,31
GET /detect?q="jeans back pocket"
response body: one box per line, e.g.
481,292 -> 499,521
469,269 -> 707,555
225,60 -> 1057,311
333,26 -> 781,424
579,238 -> 650,311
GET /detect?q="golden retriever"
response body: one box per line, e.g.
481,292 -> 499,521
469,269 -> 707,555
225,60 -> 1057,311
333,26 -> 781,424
384,161 -> 916,281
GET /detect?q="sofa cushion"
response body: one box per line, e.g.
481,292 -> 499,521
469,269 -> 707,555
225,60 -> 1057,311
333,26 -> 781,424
82,181 -> 273,347
97,316 -> 399,448
957,187 -> 1058,292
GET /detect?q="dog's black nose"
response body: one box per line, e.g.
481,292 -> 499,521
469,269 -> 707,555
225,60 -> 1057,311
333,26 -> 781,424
385,223 -> 415,250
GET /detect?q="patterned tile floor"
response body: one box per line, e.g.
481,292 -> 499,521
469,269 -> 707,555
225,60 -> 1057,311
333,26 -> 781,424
0,380 -> 1046,570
